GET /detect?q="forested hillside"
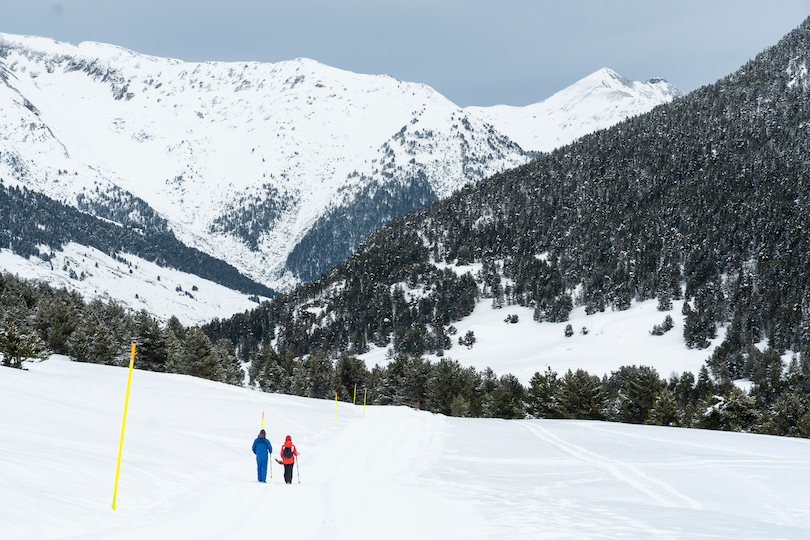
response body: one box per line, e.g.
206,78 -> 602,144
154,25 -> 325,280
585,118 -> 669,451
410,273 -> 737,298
0,183 -> 274,297
205,18 -> 810,384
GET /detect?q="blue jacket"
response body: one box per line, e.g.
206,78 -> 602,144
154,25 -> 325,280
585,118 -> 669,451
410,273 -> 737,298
252,436 -> 273,461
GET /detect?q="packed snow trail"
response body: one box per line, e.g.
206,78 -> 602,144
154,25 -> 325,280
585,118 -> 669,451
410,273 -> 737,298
3,357 -> 810,539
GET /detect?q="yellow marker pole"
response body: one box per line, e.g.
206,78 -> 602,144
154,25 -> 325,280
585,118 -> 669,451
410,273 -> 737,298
363,387 -> 367,416
112,343 -> 136,510
334,392 -> 338,427
353,383 -> 357,405
261,411 -> 265,430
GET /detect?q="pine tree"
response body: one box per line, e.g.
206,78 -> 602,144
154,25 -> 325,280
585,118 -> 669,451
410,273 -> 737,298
449,394 -> 471,417
182,327 -> 221,381
657,294 -> 673,312
67,311 -> 114,364
700,386 -> 762,432
618,365 -> 665,424
557,369 -> 607,420
334,353 -> 367,402
525,367 -> 562,418
0,321 -> 48,368
427,357 -> 464,415
34,293 -> 80,355
487,374 -> 525,419
647,388 -> 680,426
134,310 -> 168,372
215,338 -> 243,386
564,324 -> 574,337
292,349 -> 333,399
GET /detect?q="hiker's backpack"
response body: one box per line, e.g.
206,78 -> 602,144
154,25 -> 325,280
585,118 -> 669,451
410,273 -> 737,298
282,445 -> 293,459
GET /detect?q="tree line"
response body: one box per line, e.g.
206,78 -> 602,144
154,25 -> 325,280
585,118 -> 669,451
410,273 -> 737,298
0,271 -> 241,384
3,269 -> 810,439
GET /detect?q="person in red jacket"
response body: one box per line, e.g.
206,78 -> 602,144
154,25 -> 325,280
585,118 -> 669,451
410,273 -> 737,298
279,435 -> 299,484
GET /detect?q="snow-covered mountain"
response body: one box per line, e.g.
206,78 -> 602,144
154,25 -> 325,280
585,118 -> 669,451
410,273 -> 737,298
466,68 -> 683,153
0,33 -> 680,300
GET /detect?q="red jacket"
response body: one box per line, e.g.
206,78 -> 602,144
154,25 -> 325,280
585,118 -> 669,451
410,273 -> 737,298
281,442 -> 298,464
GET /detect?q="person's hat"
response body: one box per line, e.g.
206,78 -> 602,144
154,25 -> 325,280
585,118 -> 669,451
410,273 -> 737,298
260,429 -> 266,435
285,435 -> 291,442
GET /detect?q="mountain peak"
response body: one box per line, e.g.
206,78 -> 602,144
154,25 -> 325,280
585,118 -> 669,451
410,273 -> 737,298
465,68 -> 682,153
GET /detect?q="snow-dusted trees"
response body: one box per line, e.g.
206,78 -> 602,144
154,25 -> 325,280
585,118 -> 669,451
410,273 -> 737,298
0,321 -> 48,368
525,367 -> 562,419
334,353 -> 367,402
67,310 -> 115,364
612,365 -> 666,424
556,369 -> 607,420
292,349 -> 334,399
133,310 -> 169,372
250,344 -> 294,393
487,374 -> 526,419
180,327 -> 221,381
215,338 -> 243,387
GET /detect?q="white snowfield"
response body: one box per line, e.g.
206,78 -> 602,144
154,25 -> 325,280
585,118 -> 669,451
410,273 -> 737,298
3,357 -> 809,539
361,296 -> 726,384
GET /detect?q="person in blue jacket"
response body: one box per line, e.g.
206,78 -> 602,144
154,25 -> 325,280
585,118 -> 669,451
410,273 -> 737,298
252,429 -> 273,482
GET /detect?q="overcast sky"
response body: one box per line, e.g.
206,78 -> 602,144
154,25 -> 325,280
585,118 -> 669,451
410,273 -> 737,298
3,1 -> 810,107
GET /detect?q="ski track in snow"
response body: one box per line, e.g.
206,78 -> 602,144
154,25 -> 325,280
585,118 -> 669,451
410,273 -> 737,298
522,422 -> 702,510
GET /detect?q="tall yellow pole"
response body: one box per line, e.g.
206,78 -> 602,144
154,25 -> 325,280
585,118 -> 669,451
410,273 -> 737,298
363,387 -> 367,416
334,392 -> 338,427
112,343 -> 136,510
261,411 -> 264,430
353,383 -> 357,405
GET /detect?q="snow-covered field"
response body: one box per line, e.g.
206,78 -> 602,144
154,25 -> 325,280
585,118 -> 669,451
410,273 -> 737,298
3,356 -> 809,539
0,244 -> 263,326
361,296 -> 726,383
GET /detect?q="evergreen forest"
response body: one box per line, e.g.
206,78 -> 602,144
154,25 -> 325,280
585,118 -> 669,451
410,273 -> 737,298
3,269 -> 809,438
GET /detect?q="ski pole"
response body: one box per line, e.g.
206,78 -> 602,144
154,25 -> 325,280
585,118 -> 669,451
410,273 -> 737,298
296,457 -> 301,484
270,454 -> 273,479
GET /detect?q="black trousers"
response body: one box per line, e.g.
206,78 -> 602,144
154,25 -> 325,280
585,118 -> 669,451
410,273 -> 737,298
284,463 -> 294,484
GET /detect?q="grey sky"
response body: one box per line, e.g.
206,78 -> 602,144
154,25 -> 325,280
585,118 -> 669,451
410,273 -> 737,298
4,1 -> 810,106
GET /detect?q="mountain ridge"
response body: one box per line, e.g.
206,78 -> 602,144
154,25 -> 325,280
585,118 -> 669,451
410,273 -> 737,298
0,31 -> 680,296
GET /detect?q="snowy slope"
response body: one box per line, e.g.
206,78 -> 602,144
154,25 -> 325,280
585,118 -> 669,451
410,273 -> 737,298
466,68 -> 683,153
0,244 -> 263,326
0,33 -> 681,296
359,296 -> 725,383
2,357 -> 809,539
